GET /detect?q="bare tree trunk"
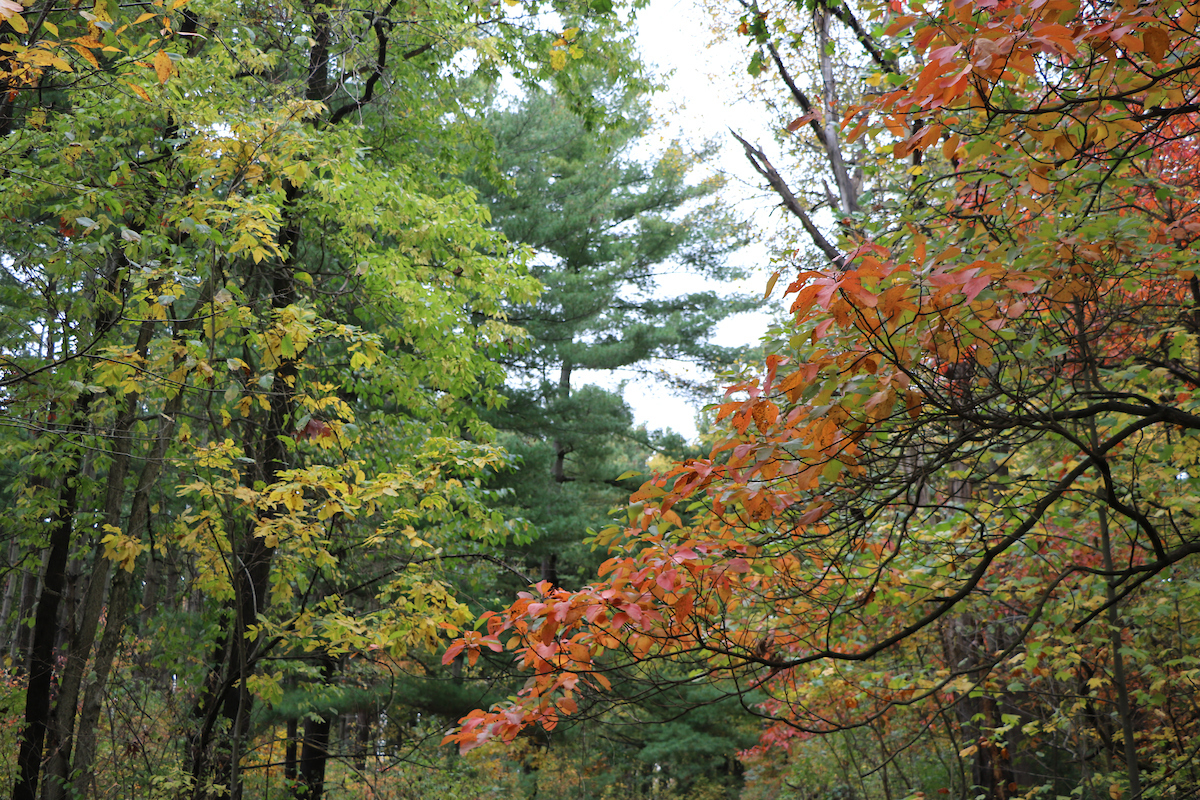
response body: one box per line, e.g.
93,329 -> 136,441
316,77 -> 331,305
13,559 -> 39,674
295,654 -> 335,800
1,538 -> 20,652
1075,300 -> 1142,797
70,406 -> 181,799
354,709 -> 371,771
815,7 -> 858,217
551,360 -> 573,484
44,312 -> 159,800
12,393 -> 93,800
190,179 -> 300,800
138,551 -> 161,633
286,718 -> 299,784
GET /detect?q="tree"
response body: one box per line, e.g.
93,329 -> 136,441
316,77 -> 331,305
411,73 -> 762,799
0,1 -> 640,799
445,0 -> 1200,798
473,74 -> 755,592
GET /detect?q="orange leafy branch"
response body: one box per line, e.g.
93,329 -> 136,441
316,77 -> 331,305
445,0 -> 1200,791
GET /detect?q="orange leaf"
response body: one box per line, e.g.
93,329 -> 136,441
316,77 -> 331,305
905,390 -> 922,419
441,641 -> 465,665
941,133 -> 960,161
764,269 -> 780,299
962,274 -> 990,303
1142,26 -> 1169,63
786,112 -> 817,132
884,14 -> 917,35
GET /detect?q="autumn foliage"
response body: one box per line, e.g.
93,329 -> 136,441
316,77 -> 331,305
0,0 -> 635,798
445,0 -> 1200,796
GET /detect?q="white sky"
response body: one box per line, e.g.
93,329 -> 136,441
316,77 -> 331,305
601,0 -> 782,441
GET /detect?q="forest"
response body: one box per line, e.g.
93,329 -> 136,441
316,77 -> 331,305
1,0 -> 1198,798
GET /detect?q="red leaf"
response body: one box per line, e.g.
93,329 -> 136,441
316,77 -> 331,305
786,112 -> 818,132
441,641 -> 465,665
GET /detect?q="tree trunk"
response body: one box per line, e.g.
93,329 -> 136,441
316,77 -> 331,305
354,709 -> 371,771
13,560 -> 39,674
189,180 -> 300,800
551,360 -> 573,484
44,312 -> 159,800
12,393 -> 93,800
70,404 -> 181,799
1,538 -> 20,655
138,549 -> 161,633
295,655 -> 336,800
286,718 -> 299,784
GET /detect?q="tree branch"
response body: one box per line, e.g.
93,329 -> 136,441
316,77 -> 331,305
816,0 -> 899,74
765,42 -> 828,151
730,129 -> 843,266
329,1 -> 426,126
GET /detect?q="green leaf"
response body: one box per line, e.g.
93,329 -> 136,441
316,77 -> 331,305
748,51 -> 765,77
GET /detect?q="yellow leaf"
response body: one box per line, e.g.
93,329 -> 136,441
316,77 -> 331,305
127,80 -> 150,101
101,527 -> 147,572
1108,785 -> 1122,800
134,11 -> 156,22
562,26 -> 579,40
764,269 -> 780,299
43,20 -> 57,36
70,43 -> 99,67
153,48 -> 173,83
550,48 -> 566,70
1028,171 -> 1049,194
7,10 -> 27,34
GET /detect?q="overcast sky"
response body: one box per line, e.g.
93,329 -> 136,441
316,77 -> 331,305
604,0 -> 780,441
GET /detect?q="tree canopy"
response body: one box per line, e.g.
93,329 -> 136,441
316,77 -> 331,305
444,0 -> 1200,798
0,0 -> 658,798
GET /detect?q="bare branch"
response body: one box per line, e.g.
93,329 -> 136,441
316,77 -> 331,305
730,129 -> 843,266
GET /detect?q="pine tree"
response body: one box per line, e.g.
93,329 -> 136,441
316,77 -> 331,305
474,75 -> 756,588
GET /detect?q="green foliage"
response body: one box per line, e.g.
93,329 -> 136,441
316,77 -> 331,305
479,73 -> 752,380
471,72 -> 756,585
0,0 -> 667,798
